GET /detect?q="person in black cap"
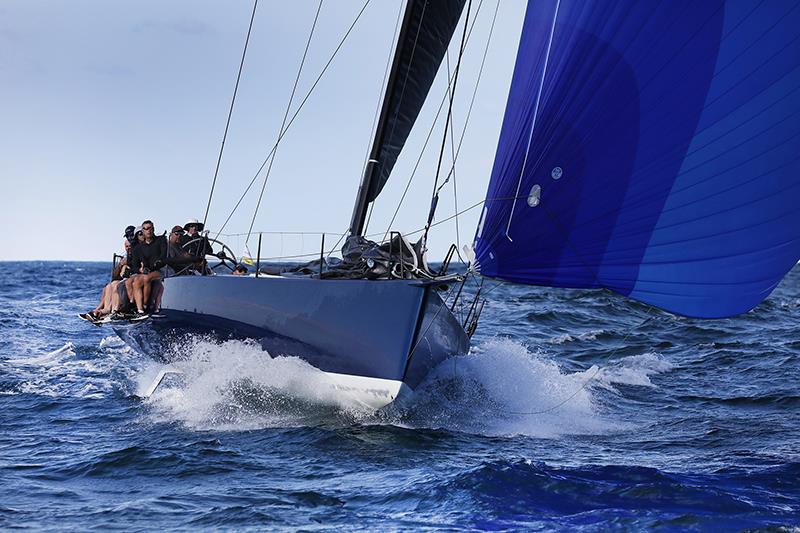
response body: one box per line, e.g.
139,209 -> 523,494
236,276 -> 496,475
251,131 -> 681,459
79,225 -> 137,322
164,225 -> 203,277
120,225 -> 138,272
124,225 -> 136,243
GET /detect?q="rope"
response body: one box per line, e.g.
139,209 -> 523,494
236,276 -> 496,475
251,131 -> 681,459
202,0 -> 259,227
245,0 -> 324,246
420,0 -> 472,249
382,0 -> 487,241
213,0 -> 373,238
428,0 -> 471,211
361,2 -> 405,236
229,193 -> 529,261
445,0 -> 500,260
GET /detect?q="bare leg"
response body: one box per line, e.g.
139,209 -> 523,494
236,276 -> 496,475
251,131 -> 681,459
93,284 -> 110,315
142,271 -> 161,311
99,281 -> 119,315
124,276 -> 137,313
111,284 -> 121,312
151,282 -> 164,312
113,280 -> 132,313
132,275 -> 146,312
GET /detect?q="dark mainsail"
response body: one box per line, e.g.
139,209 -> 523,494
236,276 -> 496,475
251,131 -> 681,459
474,0 -> 800,318
349,0 -> 467,236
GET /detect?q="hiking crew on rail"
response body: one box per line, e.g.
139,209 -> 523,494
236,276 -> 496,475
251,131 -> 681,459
79,218 -> 241,324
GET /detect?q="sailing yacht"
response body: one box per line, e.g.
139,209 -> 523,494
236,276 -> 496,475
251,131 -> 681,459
115,0 -> 800,408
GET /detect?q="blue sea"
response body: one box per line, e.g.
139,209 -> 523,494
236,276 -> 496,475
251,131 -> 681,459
1,261 -> 798,531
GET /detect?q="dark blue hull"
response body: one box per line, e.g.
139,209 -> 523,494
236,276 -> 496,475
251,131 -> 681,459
114,275 -> 469,405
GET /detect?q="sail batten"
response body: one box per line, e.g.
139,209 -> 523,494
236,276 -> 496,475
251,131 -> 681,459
475,0 -> 800,318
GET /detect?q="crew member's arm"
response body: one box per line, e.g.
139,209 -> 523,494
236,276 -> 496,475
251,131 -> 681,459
167,250 -> 203,268
203,236 -> 215,257
153,236 -> 168,270
130,247 -> 142,274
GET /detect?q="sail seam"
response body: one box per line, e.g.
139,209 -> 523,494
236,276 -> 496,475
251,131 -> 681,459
505,0 -> 561,242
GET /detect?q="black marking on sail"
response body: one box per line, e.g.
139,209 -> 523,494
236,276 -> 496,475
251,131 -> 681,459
366,0 -> 467,203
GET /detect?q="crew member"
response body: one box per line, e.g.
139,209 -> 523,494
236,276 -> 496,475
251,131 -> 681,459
128,220 -> 167,317
164,225 -> 202,277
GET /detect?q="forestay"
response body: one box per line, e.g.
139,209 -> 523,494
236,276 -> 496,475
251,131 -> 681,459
475,0 -> 800,318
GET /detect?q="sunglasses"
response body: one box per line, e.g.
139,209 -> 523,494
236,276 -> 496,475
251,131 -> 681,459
172,231 -> 184,235
142,226 -> 154,231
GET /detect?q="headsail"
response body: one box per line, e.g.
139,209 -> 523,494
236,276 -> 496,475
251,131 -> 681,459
475,0 -> 800,318
350,0 -> 467,236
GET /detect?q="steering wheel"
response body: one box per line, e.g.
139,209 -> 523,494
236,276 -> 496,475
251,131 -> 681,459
181,237 -> 238,273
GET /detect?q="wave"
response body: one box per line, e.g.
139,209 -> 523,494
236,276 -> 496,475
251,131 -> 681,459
136,336 -> 672,438
139,337 -> 367,431
4,338 -> 136,399
13,342 -> 76,366
548,329 -> 606,345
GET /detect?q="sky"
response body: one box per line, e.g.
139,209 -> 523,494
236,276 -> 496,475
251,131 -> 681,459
0,0 -> 527,261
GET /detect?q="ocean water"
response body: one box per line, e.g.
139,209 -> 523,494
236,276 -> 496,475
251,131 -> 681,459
1,261 -> 798,531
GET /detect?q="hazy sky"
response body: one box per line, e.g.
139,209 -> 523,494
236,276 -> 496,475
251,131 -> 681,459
0,0 -> 526,261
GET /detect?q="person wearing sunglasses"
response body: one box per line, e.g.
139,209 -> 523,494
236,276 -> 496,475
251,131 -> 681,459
164,225 -> 203,277
181,218 -> 229,270
128,220 -> 167,318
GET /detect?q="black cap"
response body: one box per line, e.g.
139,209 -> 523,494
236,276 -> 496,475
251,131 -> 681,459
124,225 -> 136,238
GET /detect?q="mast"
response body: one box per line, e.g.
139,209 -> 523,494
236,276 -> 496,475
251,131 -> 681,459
348,1 -> 416,238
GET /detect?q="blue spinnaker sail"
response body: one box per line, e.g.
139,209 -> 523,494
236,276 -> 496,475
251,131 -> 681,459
474,0 -> 800,318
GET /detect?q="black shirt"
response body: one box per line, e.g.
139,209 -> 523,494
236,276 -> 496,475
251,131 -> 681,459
166,242 -> 202,273
130,235 -> 167,273
179,233 -> 213,257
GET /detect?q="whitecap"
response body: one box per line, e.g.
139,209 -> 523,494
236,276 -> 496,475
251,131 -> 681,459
13,342 -> 75,366
583,352 -> 673,389
99,335 -> 125,349
548,329 -> 604,344
386,337 -> 622,438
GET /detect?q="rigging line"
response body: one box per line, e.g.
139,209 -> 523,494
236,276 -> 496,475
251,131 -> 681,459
360,1 -> 405,236
452,0 -> 499,259
360,0 -> 430,239
245,0 -> 323,246
364,201 -> 376,235
242,192 -> 523,248
422,0 -> 472,246
382,0 -> 489,241
221,230 -> 348,237
325,228 -> 350,262
441,0 -> 499,256
202,0 -> 259,228
445,51 -> 461,252
213,0 -> 373,239
257,197 -> 509,261
504,0 -> 560,242
376,0 -> 429,190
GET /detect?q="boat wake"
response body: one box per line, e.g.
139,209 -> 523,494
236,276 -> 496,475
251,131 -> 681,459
131,335 -> 671,437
